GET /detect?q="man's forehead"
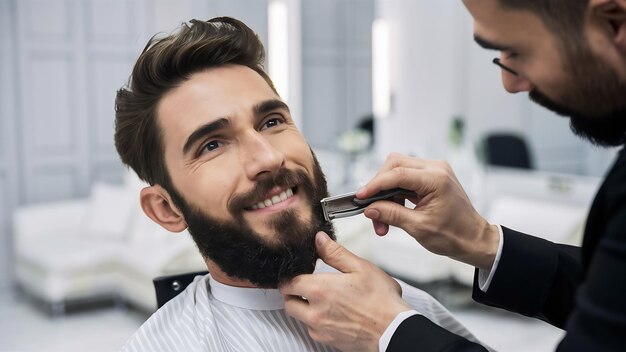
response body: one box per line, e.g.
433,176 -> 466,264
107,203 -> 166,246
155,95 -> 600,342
164,65 -> 277,114
157,65 -> 281,142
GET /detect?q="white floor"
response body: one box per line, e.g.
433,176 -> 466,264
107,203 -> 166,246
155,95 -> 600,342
0,289 -> 564,352
0,291 -> 148,352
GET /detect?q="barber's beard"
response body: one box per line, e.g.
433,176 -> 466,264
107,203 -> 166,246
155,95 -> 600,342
528,46 -> 626,147
170,155 -> 335,288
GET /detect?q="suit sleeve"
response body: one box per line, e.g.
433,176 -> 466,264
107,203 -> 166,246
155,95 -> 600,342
473,187 -> 626,349
472,227 -> 581,327
387,314 -> 488,352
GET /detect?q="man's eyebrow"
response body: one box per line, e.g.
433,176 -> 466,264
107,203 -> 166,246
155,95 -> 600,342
182,118 -> 230,155
254,99 -> 290,116
181,100 -> 288,155
474,35 -> 511,52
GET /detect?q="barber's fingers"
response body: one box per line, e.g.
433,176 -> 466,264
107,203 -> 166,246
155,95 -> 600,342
360,166 -> 441,200
283,294 -> 313,323
314,231 -> 364,274
282,296 -> 335,347
374,153 -> 427,177
371,218 -> 389,236
280,272 -> 316,298
364,200 -> 425,235
283,293 -> 332,344
364,154 -> 427,190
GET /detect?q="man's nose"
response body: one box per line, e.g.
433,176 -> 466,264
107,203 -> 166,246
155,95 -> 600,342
240,131 -> 285,180
501,70 -> 534,93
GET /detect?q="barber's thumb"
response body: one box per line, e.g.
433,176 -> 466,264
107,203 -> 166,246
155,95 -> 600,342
315,231 -> 360,273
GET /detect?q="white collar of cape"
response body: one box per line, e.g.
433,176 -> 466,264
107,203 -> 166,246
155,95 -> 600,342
207,260 -> 337,310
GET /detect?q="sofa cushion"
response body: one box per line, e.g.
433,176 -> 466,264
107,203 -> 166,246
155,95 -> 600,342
17,234 -> 124,273
117,233 -> 199,277
83,182 -> 136,240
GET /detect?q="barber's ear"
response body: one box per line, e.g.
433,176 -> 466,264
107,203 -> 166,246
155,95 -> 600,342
592,0 -> 626,52
140,185 -> 188,233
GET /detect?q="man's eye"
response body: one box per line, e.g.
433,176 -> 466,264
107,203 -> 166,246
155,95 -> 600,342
200,140 -> 222,154
261,117 -> 283,131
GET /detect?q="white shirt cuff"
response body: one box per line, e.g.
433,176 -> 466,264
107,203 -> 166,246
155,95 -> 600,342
477,224 -> 504,292
379,310 -> 420,352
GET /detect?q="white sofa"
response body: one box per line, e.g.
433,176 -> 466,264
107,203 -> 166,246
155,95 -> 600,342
13,172 -> 206,314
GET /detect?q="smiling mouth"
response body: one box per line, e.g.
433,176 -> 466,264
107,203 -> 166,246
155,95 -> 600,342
248,187 -> 296,210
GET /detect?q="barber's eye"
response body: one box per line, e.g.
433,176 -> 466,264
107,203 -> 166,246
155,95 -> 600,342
261,117 -> 283,131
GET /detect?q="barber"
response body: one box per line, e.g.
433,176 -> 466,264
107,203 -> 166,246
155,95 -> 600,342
281,0 -> 626,351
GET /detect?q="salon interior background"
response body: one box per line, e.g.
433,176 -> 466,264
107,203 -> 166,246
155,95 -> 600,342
0,0 -> 618,292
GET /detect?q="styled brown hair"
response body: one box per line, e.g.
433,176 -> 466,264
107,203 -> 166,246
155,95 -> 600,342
115,17 -> 276,192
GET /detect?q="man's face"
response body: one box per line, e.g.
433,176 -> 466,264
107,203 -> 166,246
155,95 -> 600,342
156,65 -> 334,287
464,0 -> 626,146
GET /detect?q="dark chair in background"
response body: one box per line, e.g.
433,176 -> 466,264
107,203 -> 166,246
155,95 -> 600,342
153,271 -> 208,308
483,133 -> 533,169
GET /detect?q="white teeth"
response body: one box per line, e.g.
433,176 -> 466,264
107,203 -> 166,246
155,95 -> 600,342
252,188 -> 295,210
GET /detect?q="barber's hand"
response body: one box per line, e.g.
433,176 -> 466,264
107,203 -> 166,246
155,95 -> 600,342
280,231 -> 411,352
358,153 -> 499,270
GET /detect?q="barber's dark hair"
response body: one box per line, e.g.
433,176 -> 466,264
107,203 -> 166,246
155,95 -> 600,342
497,0 -> 589,54
115,17 -> 275,192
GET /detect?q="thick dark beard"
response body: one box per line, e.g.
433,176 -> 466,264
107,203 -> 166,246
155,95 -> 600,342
168,153 -> 335,288
531,88 -> 626,147
528,44 -> 626,147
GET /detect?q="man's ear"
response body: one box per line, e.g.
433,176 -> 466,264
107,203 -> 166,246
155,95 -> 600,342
140,185 -> 188,233
591,0 -> 626,53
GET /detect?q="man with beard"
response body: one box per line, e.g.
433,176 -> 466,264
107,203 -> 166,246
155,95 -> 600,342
114,17 -> 481,351
281,0 -> 626,351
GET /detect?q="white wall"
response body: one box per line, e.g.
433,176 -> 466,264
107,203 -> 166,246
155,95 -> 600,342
375,0 -> 618,176
376,0 -> 467,160
300,0 -> 375,149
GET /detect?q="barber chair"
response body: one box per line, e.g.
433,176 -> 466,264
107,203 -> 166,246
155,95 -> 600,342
484,133 -> 533,169
153,271 -> 208,308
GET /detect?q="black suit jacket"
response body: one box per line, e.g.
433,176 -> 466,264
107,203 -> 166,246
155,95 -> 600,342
388,148 -> 626,351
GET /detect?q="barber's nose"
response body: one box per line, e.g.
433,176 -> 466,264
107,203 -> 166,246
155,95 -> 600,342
494,55 -> 533,93
241,132 -> 285,180
501,69 -> 534,93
